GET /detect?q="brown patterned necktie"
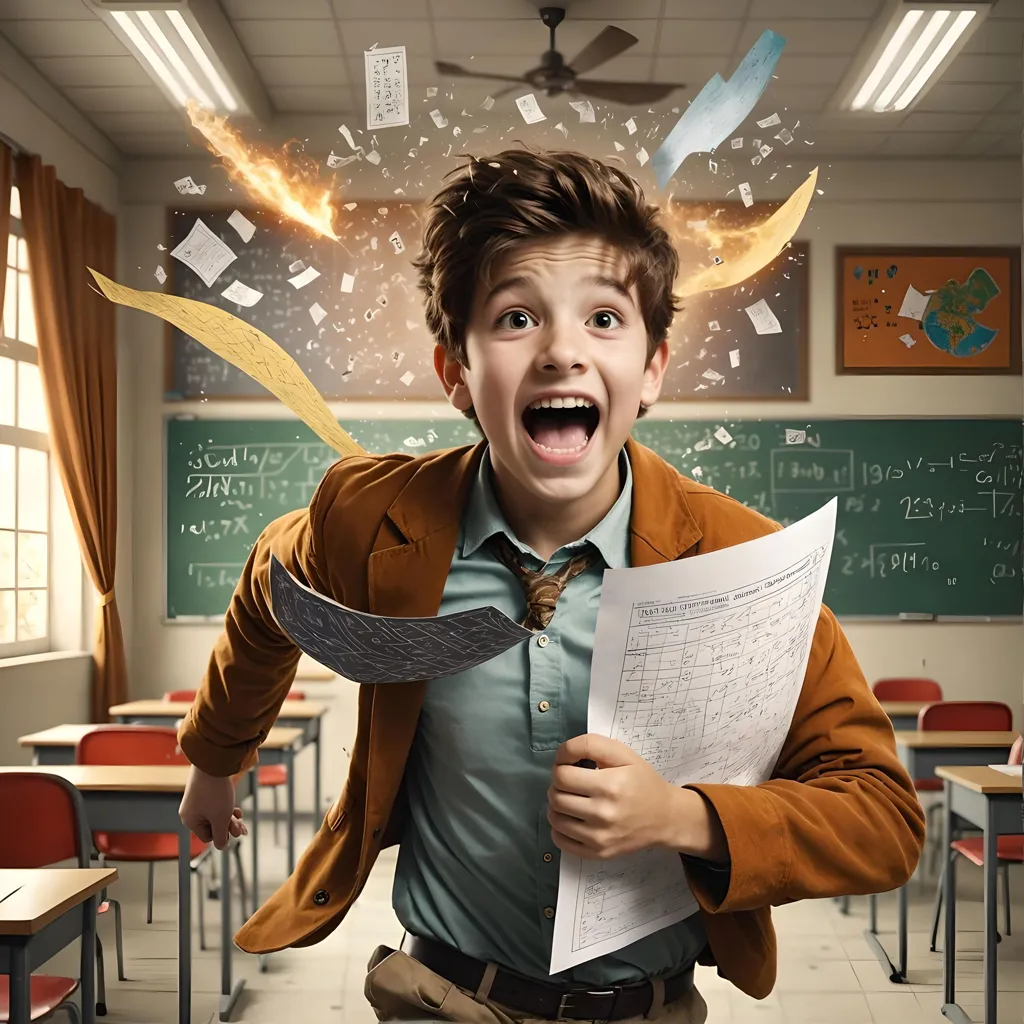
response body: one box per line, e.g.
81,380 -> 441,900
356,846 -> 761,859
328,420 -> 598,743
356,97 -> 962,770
486,533 -> 594,632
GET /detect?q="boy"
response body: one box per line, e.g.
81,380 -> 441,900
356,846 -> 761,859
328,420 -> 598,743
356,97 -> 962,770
178,150 -> 925,1023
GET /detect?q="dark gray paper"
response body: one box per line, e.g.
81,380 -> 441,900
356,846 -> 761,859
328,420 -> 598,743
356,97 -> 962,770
269,554 -> 532,683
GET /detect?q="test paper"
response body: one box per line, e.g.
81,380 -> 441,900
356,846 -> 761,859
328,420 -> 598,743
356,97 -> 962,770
569,99 -> 595,123
745,297 -> 783,334
738,182 -> 753,207
221,280 -> 264,307
388,231 -> 405,254
899,285 -> 929,321
516,93 -> 546,124
227,210 -> 256,243
174,175 -> 206,196
899,333 -> 916,348
714,426 -> 734,445
624,117 -> 637,135
170,219 -> 237,288
288,266 -> 322,289
365,45 -> 409,129
729,349 -> 741,368
340,272 -> 355,293
785,428 -> 807,444
154,266 -> 166,285
756,112 -> 781,127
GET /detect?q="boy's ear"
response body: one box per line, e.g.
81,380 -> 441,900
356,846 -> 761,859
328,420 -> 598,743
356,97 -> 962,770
433,344 -> 474,413
639,339 -> 670,410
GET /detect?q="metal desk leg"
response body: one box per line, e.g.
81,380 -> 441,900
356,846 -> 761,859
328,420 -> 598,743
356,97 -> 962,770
250,772 -> 260,914
82,895 -> 98,1024
219,843 -> 244,1020
286,746 -> 296,875
897,883 -> 908,982
313,721 -> 322,821
983,803 -> 998,1024
9,944 -> 30,1024
176,822 -> 193,1024
943,780 -> 958,1009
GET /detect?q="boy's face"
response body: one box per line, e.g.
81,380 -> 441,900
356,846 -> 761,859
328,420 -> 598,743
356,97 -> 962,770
434,233 -> 669,510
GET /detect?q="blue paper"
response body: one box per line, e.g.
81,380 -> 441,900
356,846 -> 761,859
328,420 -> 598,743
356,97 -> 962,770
652,30 -> 785,189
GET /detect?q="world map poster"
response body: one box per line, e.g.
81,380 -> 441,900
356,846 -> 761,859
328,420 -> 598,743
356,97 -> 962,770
836,247 -> 1020,374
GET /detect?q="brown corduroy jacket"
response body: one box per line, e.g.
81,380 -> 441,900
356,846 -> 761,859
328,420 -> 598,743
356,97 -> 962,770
178,438 -> 925,999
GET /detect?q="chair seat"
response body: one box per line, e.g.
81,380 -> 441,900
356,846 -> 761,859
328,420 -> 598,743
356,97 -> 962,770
0,974 -> 78,1022
94,830 -> 207,860
951,835 -> 1024,867
258,764 -> 288,787
915,779 -> 943,792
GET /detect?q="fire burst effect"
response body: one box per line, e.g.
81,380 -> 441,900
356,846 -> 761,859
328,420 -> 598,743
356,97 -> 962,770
186,100 -> 338,241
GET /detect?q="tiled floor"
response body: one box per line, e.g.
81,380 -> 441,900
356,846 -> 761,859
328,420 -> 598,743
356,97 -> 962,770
47,820 -> 1024,1023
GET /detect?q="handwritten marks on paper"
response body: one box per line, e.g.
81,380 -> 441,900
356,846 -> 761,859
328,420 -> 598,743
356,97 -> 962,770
170,219 -> 237,288
744,298 -> 783,335
365,45 -> 409,129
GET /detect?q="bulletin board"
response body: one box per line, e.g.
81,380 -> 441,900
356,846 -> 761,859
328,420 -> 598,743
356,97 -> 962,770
836,246 -> 1021,374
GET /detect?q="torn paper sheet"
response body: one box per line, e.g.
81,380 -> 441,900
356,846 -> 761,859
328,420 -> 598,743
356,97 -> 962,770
340,272 -> 355,293
569,99 -> 595,123
227,210 -> 256,243
637,147 -> 649,166
221,280 -> 264,307
551,499 -> 837,973
785,428 -> 806,444
899,333 -> 916,348
708,320 -> 720,331
745,297 -> 782,334
429,109 -> 449,129
269,555 -> 532,684
309,302 -> 327,325
613,140 -> 625,152
365,44 -> 409,129
652,30 -> 784,187
388,231 -> 404,254
289,260 -> 305,274
364,149 -> 381,165
756,112 -> 781,127
338,124 -> 361,150
154,266 -> 166,285
170,219 -> 237,288
714,426 -> 734,445
174,175 -> 206,195
738,182 -> 753,207
702,368 -> 723,381
899,285 -> 929,321
87,270 -> 362,457
328,151 -> 360,168
288,265 -> 321,289
729,349 -> 741,368
516,93 -> 546,124
731,137 -> 743,148
481,95 -> 495,111
624,117 -> 637,135
776,128 -> 794,145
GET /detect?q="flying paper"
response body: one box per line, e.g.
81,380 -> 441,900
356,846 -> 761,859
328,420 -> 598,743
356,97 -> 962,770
569,99 -> 595,123
87,270 -> 362,458
221,280 -> 264,307
744,298 -> 782,334
227,209 -> 256,243
365,45 -> 409,129
268,555 -> 532,684
899,285 -> 929,321
288,266 -> 321,289
738,182 -> 753,207
340,272 -> 355,293
154,266 -> 166,285
516,93 -> 546,124
309,302 -> 327,324
174,175 -> 206,196
170,219 -> 237,288
652,30 -> 785,188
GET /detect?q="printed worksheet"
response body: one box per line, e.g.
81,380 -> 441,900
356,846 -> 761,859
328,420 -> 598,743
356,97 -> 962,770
550,499 -> 837,974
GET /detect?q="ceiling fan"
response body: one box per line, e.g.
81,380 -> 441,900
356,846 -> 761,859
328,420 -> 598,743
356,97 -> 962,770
435,6 -> 684,106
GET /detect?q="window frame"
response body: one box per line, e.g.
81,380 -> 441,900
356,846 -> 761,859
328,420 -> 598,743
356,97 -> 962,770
1,185 -> 51,658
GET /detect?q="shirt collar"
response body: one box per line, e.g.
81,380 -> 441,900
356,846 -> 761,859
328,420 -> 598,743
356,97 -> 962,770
461,445 -> 632,570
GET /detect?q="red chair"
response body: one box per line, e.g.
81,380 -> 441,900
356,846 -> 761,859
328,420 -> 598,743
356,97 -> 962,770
872,677 -> 943,702
164,689 -> 305,844
0,771 -> 117,1021
75,727 -> 247,950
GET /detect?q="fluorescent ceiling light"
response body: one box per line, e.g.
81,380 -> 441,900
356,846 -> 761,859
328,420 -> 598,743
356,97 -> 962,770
137,9 -> 212,109
840,1 -> 992,114
167,9 -> 237,112
111,10 -> 188,107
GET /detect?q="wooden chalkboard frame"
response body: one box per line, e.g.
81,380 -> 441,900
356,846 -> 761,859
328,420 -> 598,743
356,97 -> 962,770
835,245 -> 1022,376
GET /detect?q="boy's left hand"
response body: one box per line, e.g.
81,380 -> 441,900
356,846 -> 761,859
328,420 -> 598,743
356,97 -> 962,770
548,734 -> 681,860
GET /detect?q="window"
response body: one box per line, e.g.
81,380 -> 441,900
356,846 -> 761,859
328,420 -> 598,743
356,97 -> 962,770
1,185 -> 50,656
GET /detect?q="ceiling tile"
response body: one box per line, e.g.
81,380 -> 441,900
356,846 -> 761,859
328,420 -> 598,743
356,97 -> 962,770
994,88 -> 1022,112
435,19 -> 657,57
31,55 -> 151,88
942,53 -> 1021,83
662,0 -> 748,16
337,20 -> 434,56
976,112 -> 1024,133
657,20 -> 743,55
554,0 -> 663,16
749,0 -> 884,17
652,55 -> 726,86
222,0 -> 332,16
251,56 -> 350,87
752,83 -> 833,113
108,133 -> 192,156
65,85 -> 172,112
990,0 -> 1024,16
430,0 -> 533,15
791,131 -> 888,155
895,111 -> 983,132
736,20 -> 871,56
570,54 -> 654,83
269,86 -> 357,112
232,19 -> 342,57
997,134 -> 1023,154
960,132 -> 1010,154
876,132 -> 967,156
0,0 -> 94,18
962,18 -> 1024,54
915,82 -> 1013,112
773,55 -> 850,85
89,110 -> 188,134
0,18 -> 126,57
332,0 -> 429,14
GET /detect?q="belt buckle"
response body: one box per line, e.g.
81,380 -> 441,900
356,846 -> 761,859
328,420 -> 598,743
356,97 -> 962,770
557,987 -> 617,1022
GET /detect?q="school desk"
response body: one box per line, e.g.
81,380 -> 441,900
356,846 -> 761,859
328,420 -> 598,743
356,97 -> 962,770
0,765 -> 255,1024
109,699 -> 328,821
0,867 -> 116,1024
18,724 -> 304,878
863,731 -> 1017,985
878,700 -> 931,731
937,765 -> 1022,1024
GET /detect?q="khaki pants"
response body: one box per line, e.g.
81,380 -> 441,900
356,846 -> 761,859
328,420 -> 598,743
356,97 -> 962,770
364,946 -> 708,1024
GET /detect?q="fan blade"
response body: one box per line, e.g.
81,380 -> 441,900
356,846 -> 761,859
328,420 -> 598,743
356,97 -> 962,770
567,26 -> 638,77
574,79 -> 683,104
435,61 -> 528,84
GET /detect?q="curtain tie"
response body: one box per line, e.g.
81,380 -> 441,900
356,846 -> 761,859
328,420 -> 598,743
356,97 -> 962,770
99,590 -> 115,607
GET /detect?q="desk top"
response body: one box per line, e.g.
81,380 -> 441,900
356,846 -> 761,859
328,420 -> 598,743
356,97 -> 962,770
880,701 -> 930,716
934,765 -> 1024,794
0,764 -> 196,792
0,868 -> 118,936
17,723 -> 303,751
893,730 -> 1019,749
109,699 -> 327,719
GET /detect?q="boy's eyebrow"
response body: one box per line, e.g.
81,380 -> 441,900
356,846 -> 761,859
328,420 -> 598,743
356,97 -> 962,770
483,273 -> 633,305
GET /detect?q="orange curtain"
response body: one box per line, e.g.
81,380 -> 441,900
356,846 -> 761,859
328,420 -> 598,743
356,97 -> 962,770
0,143 -> 11,320
15,154 -> 126,722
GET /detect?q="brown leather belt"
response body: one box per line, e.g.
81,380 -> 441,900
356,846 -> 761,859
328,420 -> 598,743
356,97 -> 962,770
400,933 -> 694,1021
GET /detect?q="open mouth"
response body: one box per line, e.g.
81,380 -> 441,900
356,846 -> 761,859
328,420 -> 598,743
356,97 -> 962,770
521,397 -> 601,455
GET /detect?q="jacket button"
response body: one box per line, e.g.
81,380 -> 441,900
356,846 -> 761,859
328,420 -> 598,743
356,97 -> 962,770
313,889 -> 330,906
372,827 -> 381,838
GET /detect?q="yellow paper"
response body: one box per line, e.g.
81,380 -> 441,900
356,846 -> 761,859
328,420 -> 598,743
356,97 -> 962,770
88,270 -> 364,458
678,167 -> 818,298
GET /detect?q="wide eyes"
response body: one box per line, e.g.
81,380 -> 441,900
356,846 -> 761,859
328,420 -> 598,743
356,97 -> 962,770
495,309 -> 623,330
587,310 -> 622,330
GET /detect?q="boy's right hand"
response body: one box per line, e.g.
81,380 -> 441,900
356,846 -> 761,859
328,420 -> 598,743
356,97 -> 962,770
179,765 -> 248,849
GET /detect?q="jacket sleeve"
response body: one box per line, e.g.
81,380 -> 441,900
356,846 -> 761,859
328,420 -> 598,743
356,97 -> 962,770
177,482 -> 332,777
682,605 -> 926,913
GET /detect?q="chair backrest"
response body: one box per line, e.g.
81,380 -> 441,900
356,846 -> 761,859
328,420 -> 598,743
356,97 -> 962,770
76,726 -> 188,766
0,772 -> 90,868
918,701 -> 1014,732
164,688 -> 304,701
872,677 -> 944,702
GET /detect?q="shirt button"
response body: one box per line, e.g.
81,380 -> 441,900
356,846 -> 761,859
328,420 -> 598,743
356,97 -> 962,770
537,634 -> 550,647
538,700 -> 550,713
543,906 -> 555,919
543,852 -> 553,863
313,889 -> 330,906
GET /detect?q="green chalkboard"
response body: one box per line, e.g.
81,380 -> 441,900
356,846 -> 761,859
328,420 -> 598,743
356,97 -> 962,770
166,417 -> 1023,620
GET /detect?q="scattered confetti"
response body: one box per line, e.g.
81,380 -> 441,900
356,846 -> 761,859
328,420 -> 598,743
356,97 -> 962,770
624,117 -> 637,135
400,370 -> 415,386
776,128 -> 794,145
739,181 -> 753,207
427,86 -> 437,97
708,320 -> 720,331
637,147 -> 649,166
759,143 -> 773,158
731,138 -> 743,149
364,149 -> 381,165
388,231 -> 404,254
899,333 -> 917,348
481,95 -> 495,110
702,368 -> 724,381
429,109 -> 448,128
554,121 -> 568,137
289,260 -> 305,273
309,302 -> 327,325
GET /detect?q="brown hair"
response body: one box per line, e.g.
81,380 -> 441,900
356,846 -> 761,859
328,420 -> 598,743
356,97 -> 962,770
413,148 -> 681,373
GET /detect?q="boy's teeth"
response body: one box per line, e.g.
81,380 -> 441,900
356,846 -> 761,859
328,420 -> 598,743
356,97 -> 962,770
528,396 -> 593,409
537,441 -> 588,453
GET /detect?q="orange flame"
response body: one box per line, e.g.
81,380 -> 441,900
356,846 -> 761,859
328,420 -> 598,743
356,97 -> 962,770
186,100 -> 337,241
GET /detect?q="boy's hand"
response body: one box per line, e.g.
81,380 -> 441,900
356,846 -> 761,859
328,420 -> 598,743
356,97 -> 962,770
548,734 -> 679,860
1009,734 -> 1023,766
179,765 -> 248,850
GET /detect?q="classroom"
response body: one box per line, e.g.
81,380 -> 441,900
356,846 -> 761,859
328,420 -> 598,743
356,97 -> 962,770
0,1 -> 1022,1023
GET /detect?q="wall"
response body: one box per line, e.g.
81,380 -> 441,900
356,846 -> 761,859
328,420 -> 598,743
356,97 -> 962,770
117,156 -> 1023,815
